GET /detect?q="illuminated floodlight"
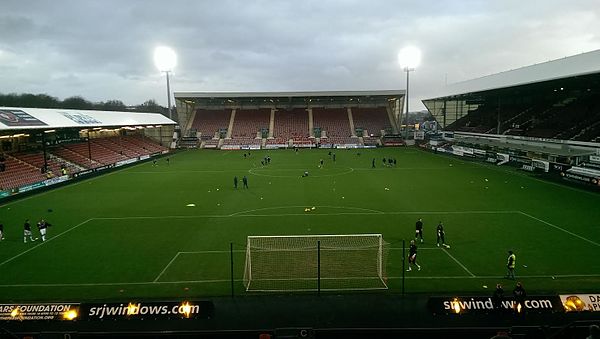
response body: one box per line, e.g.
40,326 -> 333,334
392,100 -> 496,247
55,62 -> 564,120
397,45 -> 422,140
398,46 -> 422,70
154,46 -> 177,72
154,46 -> 177,120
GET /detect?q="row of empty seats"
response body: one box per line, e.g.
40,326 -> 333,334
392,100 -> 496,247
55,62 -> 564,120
232,109 -> 270,138
449,91 -> 600,141
312,108 -> 351,137
0,155 -> 46,191
0,135 -> 168,191
191,106 -> 394,142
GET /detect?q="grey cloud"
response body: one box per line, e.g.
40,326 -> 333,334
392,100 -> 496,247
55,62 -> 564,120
0,0 -> 599,108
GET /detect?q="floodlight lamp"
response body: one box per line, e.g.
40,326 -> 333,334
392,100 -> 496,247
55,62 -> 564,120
154,46 -> 177,72
398,46 -> 422,70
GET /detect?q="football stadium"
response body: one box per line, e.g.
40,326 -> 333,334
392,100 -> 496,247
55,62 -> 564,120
1,51 -> 600,338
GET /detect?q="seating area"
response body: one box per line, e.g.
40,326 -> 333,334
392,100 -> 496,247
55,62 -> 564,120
231,109 -> 270,139
191,109 -> 231,139
12,152 -> 79,177
186,105 -> 407,149
202,139 -> 220,148
312,108 -> 352,137
292,136 -> 315,147
51,135 -> 167,168
448,92 -> 600,142
352,107 -> 391,136
52,143 -> 102,168
0,135 -> 169,192
222,138 -> 261,146
382,135 -> 405,146
266,137 -> 289,146
363,136 -> 380,146
273,108 -> 309,139
323,136 -> 360,145
0,154 -> 46,190
119,135 -> 167,154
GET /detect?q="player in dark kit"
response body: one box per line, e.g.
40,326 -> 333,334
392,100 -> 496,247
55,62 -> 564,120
406,240 -> 421,271
233,176 -> 238,189
415,218 -> 424,243
0,222 -> 4,241
37,219 -> 51,242
23,219 -> 37,243
436,222 -> 449,248
242,176 -> 248,189
506,250 -> 516,279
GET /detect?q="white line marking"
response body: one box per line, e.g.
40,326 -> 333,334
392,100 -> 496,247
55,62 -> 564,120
425,148 -> 600,196
519,211 -> 600,247
1,274 -> 599,287
0,219 -> 92,268
229,205 -> 385,216
442,248 -> 476,277
249,167 -> 354,178
0,160 -> 150,208
153,252 -> 181,282
389,274 -> 600,279
0,279 -> 237,287
93,210 -> 516,221
179,250 -> 246,254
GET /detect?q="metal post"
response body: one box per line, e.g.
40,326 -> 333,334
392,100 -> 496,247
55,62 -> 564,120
87,130 -> 92,165
317,240 -> 321,296
166,71 -> 172,120
160,126 -> 163,146
230,242 -> 234,298
497,96 -> 501,134
41,132 -> 48,172
402,239 -> 406,296
405,69 -> 410,140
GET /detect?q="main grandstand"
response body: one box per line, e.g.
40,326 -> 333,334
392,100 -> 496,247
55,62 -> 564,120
173,90 -> 405,149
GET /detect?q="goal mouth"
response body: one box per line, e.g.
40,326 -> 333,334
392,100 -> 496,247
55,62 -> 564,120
243,234 -> 389,292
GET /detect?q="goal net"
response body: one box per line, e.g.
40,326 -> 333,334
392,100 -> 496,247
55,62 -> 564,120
243,234 -> 389,292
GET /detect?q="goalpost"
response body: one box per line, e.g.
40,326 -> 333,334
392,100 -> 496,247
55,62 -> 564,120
243,234 -> 389,292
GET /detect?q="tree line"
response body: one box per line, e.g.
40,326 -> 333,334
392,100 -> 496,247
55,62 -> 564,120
0,93 -> 168,114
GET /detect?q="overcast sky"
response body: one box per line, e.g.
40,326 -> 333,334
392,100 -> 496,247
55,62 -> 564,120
1,0 -> 599,111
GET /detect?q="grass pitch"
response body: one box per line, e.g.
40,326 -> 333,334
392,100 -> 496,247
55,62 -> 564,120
0,147 -> 599,302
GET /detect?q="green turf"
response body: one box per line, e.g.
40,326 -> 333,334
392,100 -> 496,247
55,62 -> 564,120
0,147 -> 599,302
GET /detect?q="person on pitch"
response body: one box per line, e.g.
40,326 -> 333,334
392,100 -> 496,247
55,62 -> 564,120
23,219 -> 37,243
506,250 -> 516,280
415,218 -> 424,243
406,240 -> 421,271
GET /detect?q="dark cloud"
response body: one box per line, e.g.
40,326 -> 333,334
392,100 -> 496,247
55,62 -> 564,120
0,0 -> 599,109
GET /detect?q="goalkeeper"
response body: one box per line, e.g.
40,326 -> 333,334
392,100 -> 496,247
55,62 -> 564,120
406,240 -> 421,271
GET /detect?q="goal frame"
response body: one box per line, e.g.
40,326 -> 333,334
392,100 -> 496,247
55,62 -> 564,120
243,234 -> 388,292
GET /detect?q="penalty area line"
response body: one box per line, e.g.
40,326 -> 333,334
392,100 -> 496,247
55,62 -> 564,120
442,248 -> 476,277
1,274 -> 600,288
0,219 -> 93,268
153,252 -> 181,282
519,211 -> 600,248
